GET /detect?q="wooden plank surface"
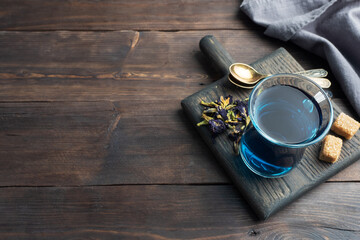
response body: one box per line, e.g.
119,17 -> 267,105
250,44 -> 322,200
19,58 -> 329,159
0,100 -> 226,186
0,183 -> 359,239
0,30 -> 345,102
0,30 -> 358,186
0,31 -> 358,186
0,0 -> 359,237
0,100 -> 358,186
0,0 -> 256,31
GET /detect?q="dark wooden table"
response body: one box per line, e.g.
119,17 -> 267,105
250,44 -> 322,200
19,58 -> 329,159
0,1 -> 359,239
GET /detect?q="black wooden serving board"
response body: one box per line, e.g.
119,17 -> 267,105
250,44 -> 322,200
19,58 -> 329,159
181,36 -> 360,220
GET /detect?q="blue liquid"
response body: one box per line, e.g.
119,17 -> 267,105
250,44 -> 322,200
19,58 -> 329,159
240,85 -> 322,177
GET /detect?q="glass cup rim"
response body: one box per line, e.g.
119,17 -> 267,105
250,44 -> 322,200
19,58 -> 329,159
248,73 -> 334,148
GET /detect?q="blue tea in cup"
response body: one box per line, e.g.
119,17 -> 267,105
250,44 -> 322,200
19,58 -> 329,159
240,74 -> 333,178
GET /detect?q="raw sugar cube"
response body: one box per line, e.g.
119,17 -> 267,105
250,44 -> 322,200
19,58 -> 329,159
319,135 -> 343,163
331,112 -> 360,140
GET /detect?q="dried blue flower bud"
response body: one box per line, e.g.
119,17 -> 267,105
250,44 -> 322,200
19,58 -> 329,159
234,100 -> 248,119
197,96 -> 251,155
226,95 -> 233,105
217,95 -> 233,109
208,119 -> 226,134
216,106 -> 228,120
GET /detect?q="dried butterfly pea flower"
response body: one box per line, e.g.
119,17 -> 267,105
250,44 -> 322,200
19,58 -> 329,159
196,113 -> 213,127
217,95 -> 233,108
216,106 -> 228,121
228,124 -> 246,153
197,95 -> 250,154
208,119 -> 226,134
203,108 -> 217,114
233,100 -> 248,119
200,101 -> 219,108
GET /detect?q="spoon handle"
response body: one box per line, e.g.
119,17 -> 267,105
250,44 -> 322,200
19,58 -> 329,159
306,77 -> 332,88
296,69 -> 328,78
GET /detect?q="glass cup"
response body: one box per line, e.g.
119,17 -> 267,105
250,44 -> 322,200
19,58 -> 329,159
240,74 -> 333,178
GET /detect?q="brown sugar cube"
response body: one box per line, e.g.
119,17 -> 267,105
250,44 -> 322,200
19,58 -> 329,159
319,135 -> 343,163
331,112 -> 360,140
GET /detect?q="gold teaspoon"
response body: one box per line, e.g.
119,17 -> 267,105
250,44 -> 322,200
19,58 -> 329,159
229,63 -> 331,88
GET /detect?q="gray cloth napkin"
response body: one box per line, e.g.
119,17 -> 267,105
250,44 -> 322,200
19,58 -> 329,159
241,0 -> 360,117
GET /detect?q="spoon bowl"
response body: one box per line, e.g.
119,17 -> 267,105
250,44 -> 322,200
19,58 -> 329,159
228,73 -> 256,89
229,63 -> 268,84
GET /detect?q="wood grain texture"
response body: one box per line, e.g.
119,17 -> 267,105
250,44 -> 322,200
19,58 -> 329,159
0,30 -> 343,102
0,100 -> 357,187
0,31 -> 358,186
181,47 -> 360,219
0,0 -> 256,31
0,100 -> 226,186
0,183 -> 359,239
0,101 -> 114,186
1,0 -> 359,238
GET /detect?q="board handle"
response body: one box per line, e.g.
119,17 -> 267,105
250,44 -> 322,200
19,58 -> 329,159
199,35 -> 235,77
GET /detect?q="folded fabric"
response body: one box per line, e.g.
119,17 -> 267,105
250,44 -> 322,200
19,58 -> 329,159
241,0 -> 360,117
